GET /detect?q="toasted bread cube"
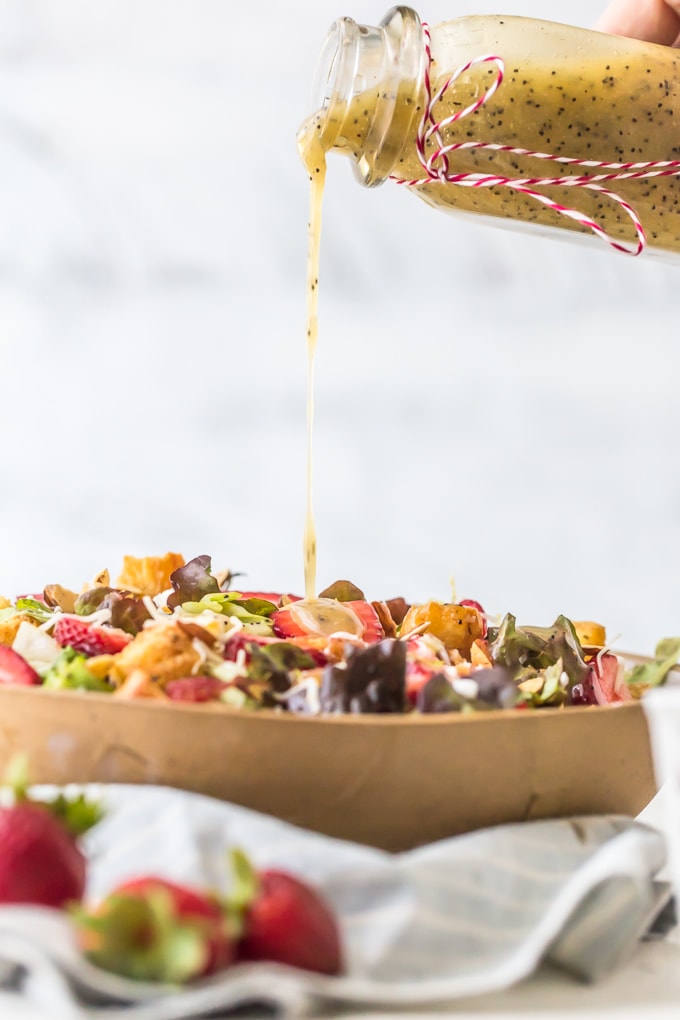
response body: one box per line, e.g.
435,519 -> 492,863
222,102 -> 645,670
573,621 -> 607,648
114,669 -> 168,700
0,614 -> 37,647
400,601 -> 484,658
116,552 -> 185,597
110,622 -> 200,688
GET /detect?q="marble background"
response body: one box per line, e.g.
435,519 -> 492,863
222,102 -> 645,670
0,0 -> 678,651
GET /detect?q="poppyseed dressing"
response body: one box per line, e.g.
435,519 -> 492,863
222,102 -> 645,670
298,9 -> 680,596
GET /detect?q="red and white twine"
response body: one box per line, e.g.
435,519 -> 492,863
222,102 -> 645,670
392,23 -> 680,256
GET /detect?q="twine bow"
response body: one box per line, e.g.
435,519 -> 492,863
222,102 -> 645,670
392,23 -> 680,256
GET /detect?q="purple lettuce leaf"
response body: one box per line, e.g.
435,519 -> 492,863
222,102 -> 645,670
167,555 -> 220,609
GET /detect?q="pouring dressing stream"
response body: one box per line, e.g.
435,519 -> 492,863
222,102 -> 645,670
298,6 -> 680,604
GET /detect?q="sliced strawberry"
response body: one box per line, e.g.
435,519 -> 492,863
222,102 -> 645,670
403,637 -> 444,705
346,602 -> 383,642
589,652 -> 632,705
75,876 -> 235,983
0,646 -> 41,686
165,676 -> 227,703
223,632 -> 277,662
272,599 -> 383,643
53,617 -> 131,657
405,659 -> 439,705
272,610 -> 310,640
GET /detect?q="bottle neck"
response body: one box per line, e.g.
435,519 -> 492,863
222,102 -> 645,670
301,6 -> 425,187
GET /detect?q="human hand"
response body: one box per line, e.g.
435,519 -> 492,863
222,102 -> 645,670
596,0 -> 680,44
599,0 -> 676,43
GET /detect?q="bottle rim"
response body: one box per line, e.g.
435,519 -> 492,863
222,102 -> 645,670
308,18 -> 346,115
307,7 -> 422,114
304,7 -> 424,187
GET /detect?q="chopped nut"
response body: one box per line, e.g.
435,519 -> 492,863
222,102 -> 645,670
91,568 -> 110,589
176,620 -> 217,648
371,601 -> 397,639
471,639 -> 493,669
385,597 -> 410,626
44,584 -> 78,613
518,676 -> 544,695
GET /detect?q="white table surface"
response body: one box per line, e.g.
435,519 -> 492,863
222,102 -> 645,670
1,934 -> 679,1020
0,793 -> 676,1020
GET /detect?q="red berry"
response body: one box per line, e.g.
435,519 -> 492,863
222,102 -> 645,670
238,868 -> 343,976
165,676 -> 227,703
0,646 -> 41,686
272,600 -> 383,644
230,592 -> 282,606
405,657 -> 438,705
588,652 -> 632,705
0,802 -> 86,907
223,632 -> 276,662
53,617 -> 131,657
76,877 -> 235,983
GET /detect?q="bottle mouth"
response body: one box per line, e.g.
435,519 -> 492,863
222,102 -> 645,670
308,16 -> 391,116
303,7 -> 424,187
308,19 -> 345,115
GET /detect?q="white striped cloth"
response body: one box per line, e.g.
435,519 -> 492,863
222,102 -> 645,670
0,784 -> 671,1017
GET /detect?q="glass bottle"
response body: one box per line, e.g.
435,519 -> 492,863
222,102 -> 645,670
298,6 -> 680,258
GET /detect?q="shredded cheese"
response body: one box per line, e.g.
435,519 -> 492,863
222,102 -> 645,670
275,677 -> 321,715
452,677 -> 479,700
142,596 -> 170,623
39,607 -> 112,634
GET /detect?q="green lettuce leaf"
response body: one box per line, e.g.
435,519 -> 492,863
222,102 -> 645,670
625,637 -> 680,689
489,614 -> 589,690
518,658 -> 570,708
14,598 -> 53,624
180,592 -> 276,628
42,648 -> 112,693
247,643 -> 317,692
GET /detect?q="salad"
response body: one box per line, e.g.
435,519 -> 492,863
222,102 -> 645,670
0,552 -> 677,715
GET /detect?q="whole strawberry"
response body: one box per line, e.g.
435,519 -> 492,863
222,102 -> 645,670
231,850 -> 343,976
0,759 -> 101,908
74,877 -> 236,984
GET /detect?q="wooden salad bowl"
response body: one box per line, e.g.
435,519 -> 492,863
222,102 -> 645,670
0,660 -> 661,851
